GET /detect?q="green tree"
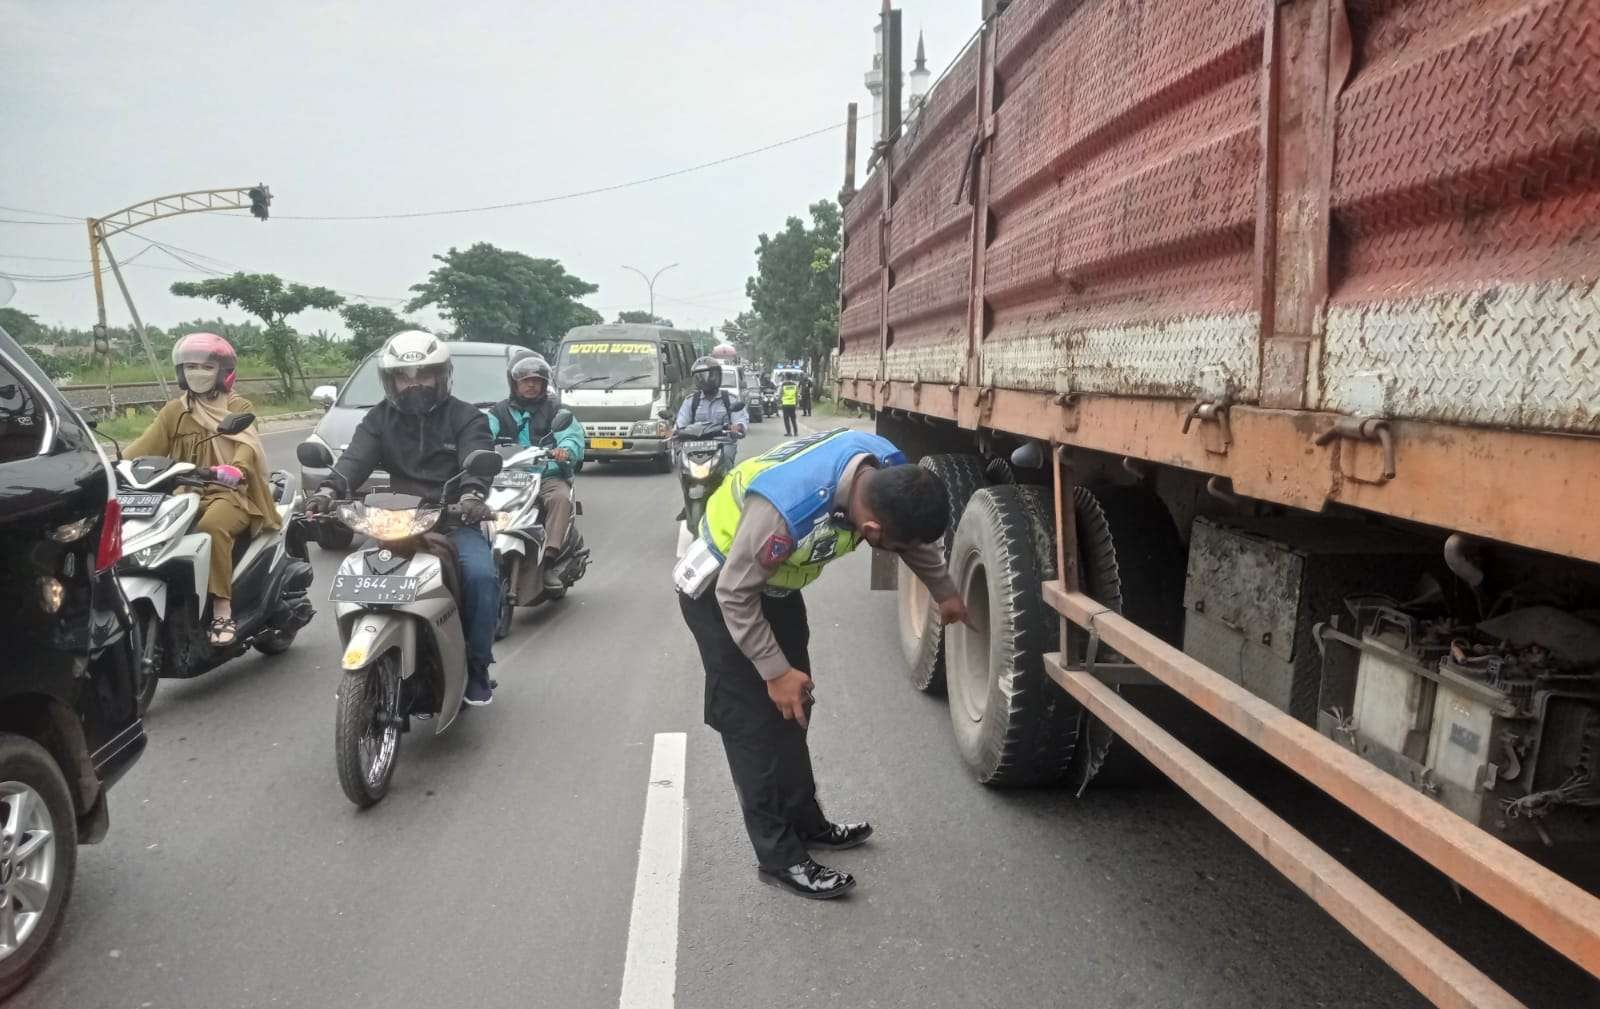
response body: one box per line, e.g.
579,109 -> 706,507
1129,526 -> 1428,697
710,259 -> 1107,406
406,243 -> 601,355
615,310 -> 673,327
339,303 -> 414,358
721,312 -> 762,363
171,274 -> 344,395
0,308 -> 44,345
745,199 -> 840,383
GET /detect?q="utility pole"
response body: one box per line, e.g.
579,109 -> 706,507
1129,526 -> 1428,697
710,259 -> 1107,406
620,262 -> 678,320
841,102 -> 859,206
86,185 -> 272,395
883,1 -> 903,145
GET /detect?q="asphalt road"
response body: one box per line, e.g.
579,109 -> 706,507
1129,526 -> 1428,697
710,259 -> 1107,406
12,420 -> 1596,1009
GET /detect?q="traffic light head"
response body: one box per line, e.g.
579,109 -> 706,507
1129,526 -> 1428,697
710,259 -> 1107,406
248,184 -> 271,221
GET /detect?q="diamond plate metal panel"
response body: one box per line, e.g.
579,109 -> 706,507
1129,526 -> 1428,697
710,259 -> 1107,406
982,310 -> 1259,396
1324,0 -> 1600,434
1323,280 -> 1600,432
885,341 -> 965,385
978,0 -> 1264,401
837,348 -> 880,382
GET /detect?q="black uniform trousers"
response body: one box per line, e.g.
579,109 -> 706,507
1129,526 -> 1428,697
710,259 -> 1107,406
781,406 -> 798,435
679,587 -> 828,870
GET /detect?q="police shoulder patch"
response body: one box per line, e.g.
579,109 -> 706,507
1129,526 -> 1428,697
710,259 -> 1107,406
758,533 -> 795,569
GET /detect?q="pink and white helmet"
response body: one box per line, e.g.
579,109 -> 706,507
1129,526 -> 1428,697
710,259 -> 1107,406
171,332 -> 238,393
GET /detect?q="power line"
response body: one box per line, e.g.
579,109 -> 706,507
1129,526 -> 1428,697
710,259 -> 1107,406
0,245 -> 155,282
0,204 -> 79,222
271,116 -> 868,222
0,217 -> 77,227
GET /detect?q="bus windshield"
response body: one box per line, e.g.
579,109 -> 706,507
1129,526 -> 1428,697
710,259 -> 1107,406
557,339 -> 661,390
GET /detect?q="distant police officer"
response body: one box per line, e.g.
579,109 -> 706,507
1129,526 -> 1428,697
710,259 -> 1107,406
675,428 -> 969,899
778,378 -> 800,435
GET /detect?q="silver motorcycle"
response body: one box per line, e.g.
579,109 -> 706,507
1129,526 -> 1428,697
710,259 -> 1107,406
295,441 -> 501,807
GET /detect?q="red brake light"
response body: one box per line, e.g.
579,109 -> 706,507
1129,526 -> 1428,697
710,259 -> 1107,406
96,496 -> 122,572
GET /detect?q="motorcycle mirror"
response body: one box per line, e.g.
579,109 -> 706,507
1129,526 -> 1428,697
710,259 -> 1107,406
297,440 -> 336,468
218,412 -> 256,435
656,409 -> 671,422
463,449 -> 503,480
551,408 -> 575,431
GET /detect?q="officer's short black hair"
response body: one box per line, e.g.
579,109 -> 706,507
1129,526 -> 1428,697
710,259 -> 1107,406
865,463 -> 950,545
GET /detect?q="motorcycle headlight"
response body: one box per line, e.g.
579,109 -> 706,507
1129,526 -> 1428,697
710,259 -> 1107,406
338,502 -> 442,541
686,458 -> 716,479
129,544 -> 165,568
122,504 -> 189,557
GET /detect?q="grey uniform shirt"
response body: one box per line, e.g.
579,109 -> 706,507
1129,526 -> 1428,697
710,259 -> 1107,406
716,454 -> 959,680
675,391 -> 749,430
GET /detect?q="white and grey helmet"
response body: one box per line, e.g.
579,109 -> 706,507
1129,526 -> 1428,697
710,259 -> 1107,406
377,330 -> 452,412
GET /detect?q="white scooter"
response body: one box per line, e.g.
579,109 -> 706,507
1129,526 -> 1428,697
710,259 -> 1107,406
296,440 -> 502,807
487,421 -> 591,640
113,411 -> 315,713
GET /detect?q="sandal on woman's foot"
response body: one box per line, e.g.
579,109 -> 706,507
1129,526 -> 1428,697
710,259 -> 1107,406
209,617 -> 237,646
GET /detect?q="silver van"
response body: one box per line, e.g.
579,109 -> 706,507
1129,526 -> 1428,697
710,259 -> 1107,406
299,341 -> 524,548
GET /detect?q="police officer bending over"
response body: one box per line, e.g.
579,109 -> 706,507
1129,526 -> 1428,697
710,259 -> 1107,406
675,428 -> 968,899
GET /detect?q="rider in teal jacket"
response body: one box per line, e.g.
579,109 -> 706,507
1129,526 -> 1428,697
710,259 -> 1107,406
487,353 -> 586,480
487,353 -> 586,590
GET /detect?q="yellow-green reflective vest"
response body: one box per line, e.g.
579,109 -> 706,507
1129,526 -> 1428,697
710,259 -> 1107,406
702,428 -> 904,590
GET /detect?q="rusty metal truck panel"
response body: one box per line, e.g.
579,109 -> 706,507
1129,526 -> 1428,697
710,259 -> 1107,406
1320,0 -> 1600,432
841,0 -> 1600,430
838,0 -> 1600,562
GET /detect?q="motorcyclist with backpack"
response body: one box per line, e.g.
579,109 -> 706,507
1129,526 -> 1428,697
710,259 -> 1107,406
487,351 -> 586,592
675,356 -> 748,465
302,331 -> 501,707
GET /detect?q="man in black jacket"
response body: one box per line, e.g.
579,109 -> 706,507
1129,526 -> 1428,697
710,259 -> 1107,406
304,331 -> 501,705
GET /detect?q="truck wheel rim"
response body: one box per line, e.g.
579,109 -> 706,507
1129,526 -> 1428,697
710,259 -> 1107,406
954,563 -> 992,723
0,781 -> 56,959
899,562 -> 931,640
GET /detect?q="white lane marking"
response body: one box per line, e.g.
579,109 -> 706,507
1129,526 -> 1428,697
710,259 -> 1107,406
619,731 -> 687,1009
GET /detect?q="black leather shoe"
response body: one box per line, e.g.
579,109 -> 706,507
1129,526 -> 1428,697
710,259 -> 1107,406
757,859 -> 856,900
804,821 -> 874,851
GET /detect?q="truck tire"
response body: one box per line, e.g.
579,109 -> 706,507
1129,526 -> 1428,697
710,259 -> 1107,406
1066,485 -> 1187,790
0,733 -> 78,1000
897,453 -> 988,693
945,484 -> 1078,785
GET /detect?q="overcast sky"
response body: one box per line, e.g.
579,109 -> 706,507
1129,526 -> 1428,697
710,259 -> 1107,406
1,0 -> 975,340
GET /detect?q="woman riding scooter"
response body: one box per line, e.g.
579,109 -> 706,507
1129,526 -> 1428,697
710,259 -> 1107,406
125,332 -> 280,645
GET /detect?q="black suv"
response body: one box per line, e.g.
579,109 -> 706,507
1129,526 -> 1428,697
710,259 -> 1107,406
0,326 -> 145,997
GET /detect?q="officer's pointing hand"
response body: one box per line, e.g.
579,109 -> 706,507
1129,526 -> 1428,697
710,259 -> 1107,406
939,595 -> 975,631
767,667 -> 813,728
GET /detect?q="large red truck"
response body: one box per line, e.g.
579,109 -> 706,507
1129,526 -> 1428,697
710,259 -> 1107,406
836,2 -> 1600,1005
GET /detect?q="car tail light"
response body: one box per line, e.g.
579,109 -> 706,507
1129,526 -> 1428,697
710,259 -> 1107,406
95,496 -> 122,572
